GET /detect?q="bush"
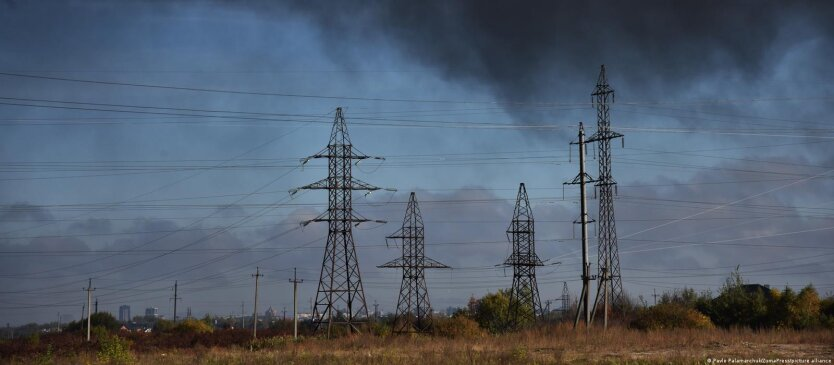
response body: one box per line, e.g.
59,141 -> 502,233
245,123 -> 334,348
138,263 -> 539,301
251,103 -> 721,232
171,319 -> 214,334
249,336 -> 288,351
153,319 -> 174,332
433,314 -> 485,339
630,302 -> 714,330
821,295 -> 834,329
709,271 -> 769,328
64,312 -> 121,332
474,290 -> 510,333
370,320 -> 392,338
97,332 -> 134,365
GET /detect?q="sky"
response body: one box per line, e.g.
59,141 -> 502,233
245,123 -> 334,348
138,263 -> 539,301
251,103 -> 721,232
1,0 -> 834,326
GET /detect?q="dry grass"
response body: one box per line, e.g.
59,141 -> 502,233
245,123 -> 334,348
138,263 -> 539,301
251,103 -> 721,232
5,323 -> 833,364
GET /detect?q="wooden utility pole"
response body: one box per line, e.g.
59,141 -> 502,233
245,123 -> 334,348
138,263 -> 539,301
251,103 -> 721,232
289,267 -> 303,340
252,267 -> 263,339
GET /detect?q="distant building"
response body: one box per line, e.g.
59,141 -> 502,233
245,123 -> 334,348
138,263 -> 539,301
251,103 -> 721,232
265,306 -> 277,320
145,307 -> 159,319
119,305 -> 131,322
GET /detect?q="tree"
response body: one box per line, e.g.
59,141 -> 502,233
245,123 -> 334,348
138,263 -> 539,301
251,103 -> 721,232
820,294 -> 834,328
709,270 -> 769,328
65,312 -> 120,332
793,285 -> 820,329
474,290 -> 510,333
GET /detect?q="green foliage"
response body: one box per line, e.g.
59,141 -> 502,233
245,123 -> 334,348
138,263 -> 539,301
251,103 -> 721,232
26,332 -> 40,347
473,290 -> 510,333
505,287 -> 536,329
659,287 -> 699,308
34,344 -> 54,365
770,285 -> 821,329
693,270 -> 826,330
65,312 -> 120,332
820,295 -> 834,329
370,320 -> 392,338
249,336 -> 289,351
630,302 -> 714,330
510,345 -> 528,361
93,313 -> 121,331
96,332 -> 134,365
201,314 -> 214,327
153,319 -> 174,332
709,270 -> 769,328
433,314 -> 485,339
171,318 -> 214,334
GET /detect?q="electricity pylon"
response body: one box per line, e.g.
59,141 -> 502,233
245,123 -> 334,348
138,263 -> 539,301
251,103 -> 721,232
565,122 -> 596,330
561,282 -> 570,313
293,107 -> 387,336
503,183 -> 544,329
586,65 -> 625,329
379,192 -> 449,333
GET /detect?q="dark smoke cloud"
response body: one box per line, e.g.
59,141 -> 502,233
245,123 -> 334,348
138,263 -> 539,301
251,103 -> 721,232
285,0 -> 834,103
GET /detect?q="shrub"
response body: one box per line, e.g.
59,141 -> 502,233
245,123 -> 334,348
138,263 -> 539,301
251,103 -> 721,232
97,332 -> 134,365
171,319 -> 214,334
153,319 -> 174,332
370,320 -> 392,338
821,295 -> 834,329
474,290 -> 510,333
433,314 -> 485,339
249,336 -> 288,351
34,344 -> 53,365
794,286 -> 821,329
630,302 -> 714,330
709,270 -> 769,328
64,312 -> 121,333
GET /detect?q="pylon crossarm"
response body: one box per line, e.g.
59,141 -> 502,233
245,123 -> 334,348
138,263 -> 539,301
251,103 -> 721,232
300,145 -> 330,165
351,177 -> 383,191
585,130 -> 623,143
292,178 -> 329,193
378,258 -> 406,268
503,255 -> 545,266
565,172 -> 597,185
419,257 -> 450,269
350,211 -> 386,226
351,150 -> 385,163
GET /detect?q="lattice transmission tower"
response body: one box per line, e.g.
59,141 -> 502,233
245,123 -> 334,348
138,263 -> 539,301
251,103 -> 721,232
503,183 -> 544,329
561,282 -> 570,313
586,65 -> 625,326
379,192 -> 449,333
294,107 -> 386,335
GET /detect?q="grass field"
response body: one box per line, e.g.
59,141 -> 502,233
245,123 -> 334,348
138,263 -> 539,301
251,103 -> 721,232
3,323 -> 832,364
